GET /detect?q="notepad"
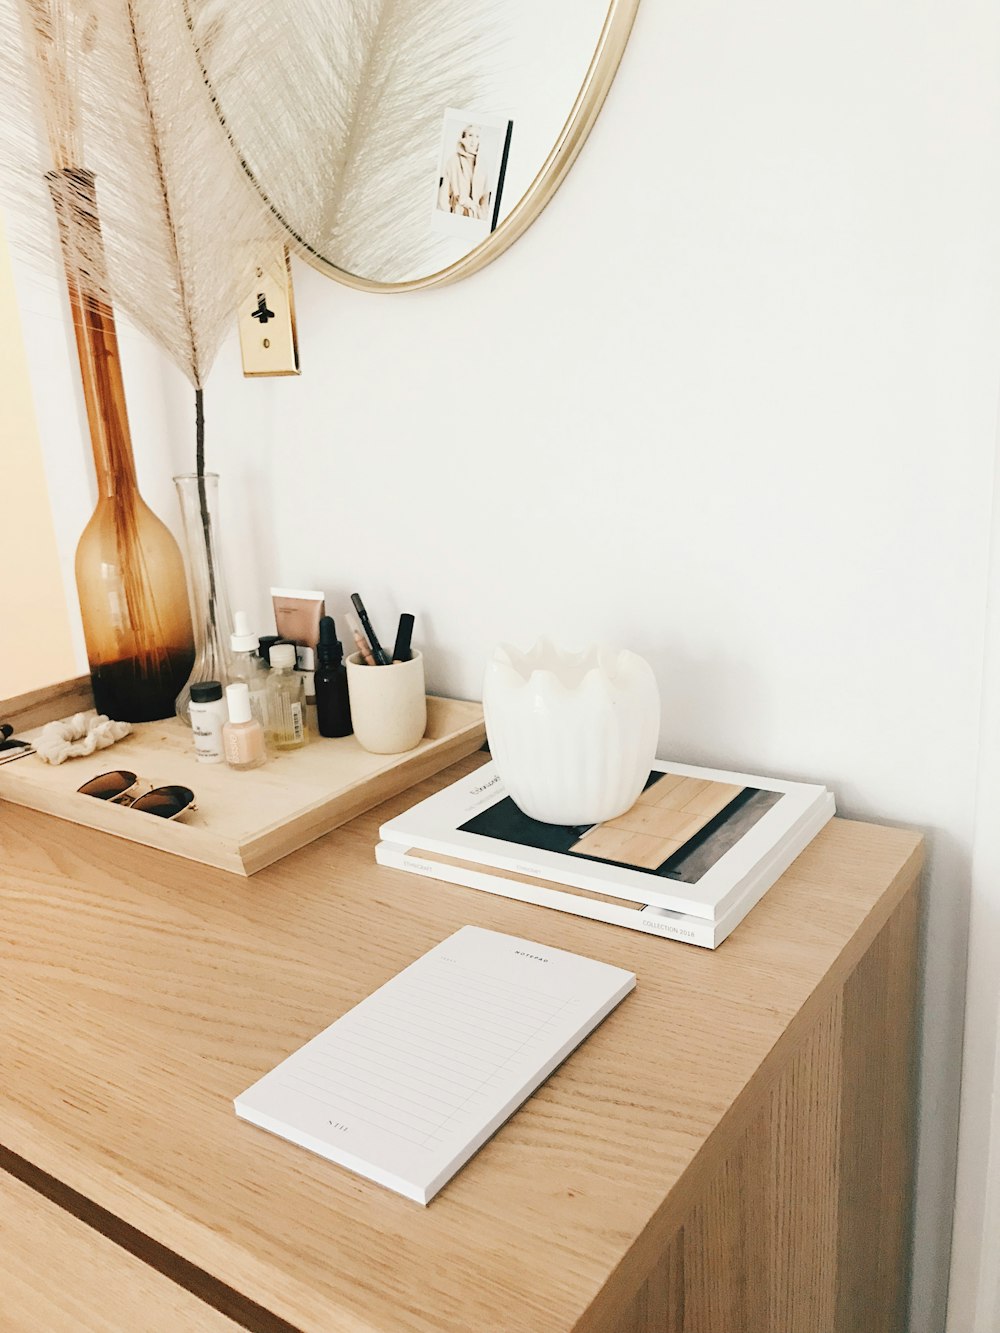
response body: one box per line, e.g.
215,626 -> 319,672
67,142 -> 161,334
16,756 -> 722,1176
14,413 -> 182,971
234,926 -> 636,1203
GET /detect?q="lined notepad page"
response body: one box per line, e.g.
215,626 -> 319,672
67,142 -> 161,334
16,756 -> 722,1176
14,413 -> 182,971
235,926 -> 635,1203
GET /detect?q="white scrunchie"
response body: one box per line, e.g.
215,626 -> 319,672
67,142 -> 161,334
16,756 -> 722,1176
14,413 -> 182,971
35,711 -> 132,765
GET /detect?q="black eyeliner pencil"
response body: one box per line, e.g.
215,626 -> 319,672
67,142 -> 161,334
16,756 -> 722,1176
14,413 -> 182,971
350,593 -> 390,666
392,613 -> 415,663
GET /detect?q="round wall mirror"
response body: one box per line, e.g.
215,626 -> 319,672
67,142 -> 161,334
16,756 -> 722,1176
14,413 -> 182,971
186,0 -> 640,290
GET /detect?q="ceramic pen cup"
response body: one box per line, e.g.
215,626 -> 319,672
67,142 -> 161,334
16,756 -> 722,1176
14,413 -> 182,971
346,650 -> 428,754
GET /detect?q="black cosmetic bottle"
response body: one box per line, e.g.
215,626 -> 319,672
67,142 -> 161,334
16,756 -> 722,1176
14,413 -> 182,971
314,616 -> 353,738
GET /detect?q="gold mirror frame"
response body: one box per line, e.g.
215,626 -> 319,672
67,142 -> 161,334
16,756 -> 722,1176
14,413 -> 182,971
194,0 -> 641,294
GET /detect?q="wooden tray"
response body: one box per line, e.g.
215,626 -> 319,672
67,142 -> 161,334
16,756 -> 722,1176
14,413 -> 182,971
0,676 -> 485,875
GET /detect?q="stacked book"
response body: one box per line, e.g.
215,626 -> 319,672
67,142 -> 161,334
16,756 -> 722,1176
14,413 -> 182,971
377,759 -> 835,948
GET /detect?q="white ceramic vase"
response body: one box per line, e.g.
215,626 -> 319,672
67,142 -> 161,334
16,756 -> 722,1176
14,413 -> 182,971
482,640 -> 661,825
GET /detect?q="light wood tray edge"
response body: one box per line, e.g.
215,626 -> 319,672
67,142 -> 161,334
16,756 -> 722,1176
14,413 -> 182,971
0,678 -> 485,878
239,706 -> 486,874
1,675 -> 95,731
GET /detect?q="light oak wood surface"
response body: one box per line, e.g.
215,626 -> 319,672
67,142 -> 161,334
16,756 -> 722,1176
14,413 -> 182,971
573,775 -> 746,867
0,1167 -> 240,1332
0,752 -> 922,1332
0,683 -> 485,874
0,673 -> 95,732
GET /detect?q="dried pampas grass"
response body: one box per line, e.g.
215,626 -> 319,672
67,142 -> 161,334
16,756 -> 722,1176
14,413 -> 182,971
1,0 -> 283,667
185,0 -> 504,282
2,0 -> 279,393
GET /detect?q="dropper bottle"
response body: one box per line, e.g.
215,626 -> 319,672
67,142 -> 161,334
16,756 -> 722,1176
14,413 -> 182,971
314,616 -> 353,738
230,610 -> 270,731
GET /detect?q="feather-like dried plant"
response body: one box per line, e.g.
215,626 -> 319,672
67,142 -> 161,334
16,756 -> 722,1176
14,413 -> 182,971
0,0 -> 282,716
185,0 -> 504,282
4,0 -> 279,388
2,0 -> 279,401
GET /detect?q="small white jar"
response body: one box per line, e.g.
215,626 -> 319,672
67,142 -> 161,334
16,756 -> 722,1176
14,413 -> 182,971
189,680 -> 228,764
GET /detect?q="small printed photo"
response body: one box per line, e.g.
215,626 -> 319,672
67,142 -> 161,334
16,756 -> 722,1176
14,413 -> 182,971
431,107 -> 513,238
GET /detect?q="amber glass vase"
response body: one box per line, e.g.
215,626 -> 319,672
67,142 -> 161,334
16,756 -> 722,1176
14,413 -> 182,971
50,168 -> 195,721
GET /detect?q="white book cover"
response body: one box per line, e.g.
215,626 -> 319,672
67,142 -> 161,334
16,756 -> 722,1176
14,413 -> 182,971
376,842 -> 725,947
379,760 -> 835,923
377,789 -> 834,949
234,926 -> 635,1204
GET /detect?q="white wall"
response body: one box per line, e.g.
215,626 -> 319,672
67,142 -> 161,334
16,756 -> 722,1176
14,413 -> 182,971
948,428 -> 1000,1332
0,217 -> 76,696
13,1 -> 1000,1328
6,234 -> 184,677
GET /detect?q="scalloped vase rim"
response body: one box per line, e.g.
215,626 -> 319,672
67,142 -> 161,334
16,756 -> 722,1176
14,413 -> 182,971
491,640 -> 643,690
483,639 -> 661,825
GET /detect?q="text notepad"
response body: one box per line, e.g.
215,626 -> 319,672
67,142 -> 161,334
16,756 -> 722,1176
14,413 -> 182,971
234,926 -> 635,1203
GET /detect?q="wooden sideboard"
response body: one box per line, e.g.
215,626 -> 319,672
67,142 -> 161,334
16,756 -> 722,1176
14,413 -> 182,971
0,752 -> 922,1333
0,1169 -> 241,1332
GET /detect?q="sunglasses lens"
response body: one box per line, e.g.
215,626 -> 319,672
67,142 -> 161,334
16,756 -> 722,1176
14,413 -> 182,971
78,770 -> 137,800
130,785 -> 194,819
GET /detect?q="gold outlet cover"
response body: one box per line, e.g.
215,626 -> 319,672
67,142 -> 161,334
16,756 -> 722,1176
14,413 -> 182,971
238,249 -> 300,376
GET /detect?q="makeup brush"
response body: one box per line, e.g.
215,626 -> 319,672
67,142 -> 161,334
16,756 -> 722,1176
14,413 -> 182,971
346,612 -> 377,667
350,593 -> 389,666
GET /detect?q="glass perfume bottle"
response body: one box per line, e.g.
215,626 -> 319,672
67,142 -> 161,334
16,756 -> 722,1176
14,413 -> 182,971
50,168 -> 195,722
266,643 -> 308,750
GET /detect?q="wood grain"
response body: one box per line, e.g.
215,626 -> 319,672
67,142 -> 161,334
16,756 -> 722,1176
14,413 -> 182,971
0,753 -> 922,1332
0,1167 -> 240,1332
0,674 -> 95,733
584,898 -> 916,1333
616,1228 -> 685,1332
571,778 -> 745,868
0,690 -> 484,875
836,887 -> 918,1332
766,1001 -> 841,1331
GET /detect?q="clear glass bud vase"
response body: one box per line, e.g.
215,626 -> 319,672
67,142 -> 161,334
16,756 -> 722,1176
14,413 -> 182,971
174,473 -> 236,725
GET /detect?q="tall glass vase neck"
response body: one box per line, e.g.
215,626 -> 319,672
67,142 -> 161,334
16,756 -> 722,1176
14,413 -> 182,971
72,293 -> 139,501
46,167 -> 138,501
174,473 -> 237,724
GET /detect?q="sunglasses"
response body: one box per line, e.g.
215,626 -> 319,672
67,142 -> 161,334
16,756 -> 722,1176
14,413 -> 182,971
0,722 -> 34,765
77,770 -> 196,820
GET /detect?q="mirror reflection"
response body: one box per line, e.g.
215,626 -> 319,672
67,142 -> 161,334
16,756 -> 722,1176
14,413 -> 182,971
187,0 -> 619,285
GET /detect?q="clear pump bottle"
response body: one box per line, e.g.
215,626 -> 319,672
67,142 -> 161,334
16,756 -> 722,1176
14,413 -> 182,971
266,642 -> 308,750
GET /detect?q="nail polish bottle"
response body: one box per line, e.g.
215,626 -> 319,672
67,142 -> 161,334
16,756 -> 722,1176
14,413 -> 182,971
314,616 -> 353,738
223,683 -> 267,771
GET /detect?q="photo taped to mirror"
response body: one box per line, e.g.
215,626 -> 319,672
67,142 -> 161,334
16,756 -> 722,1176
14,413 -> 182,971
432,107 -> 514,240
